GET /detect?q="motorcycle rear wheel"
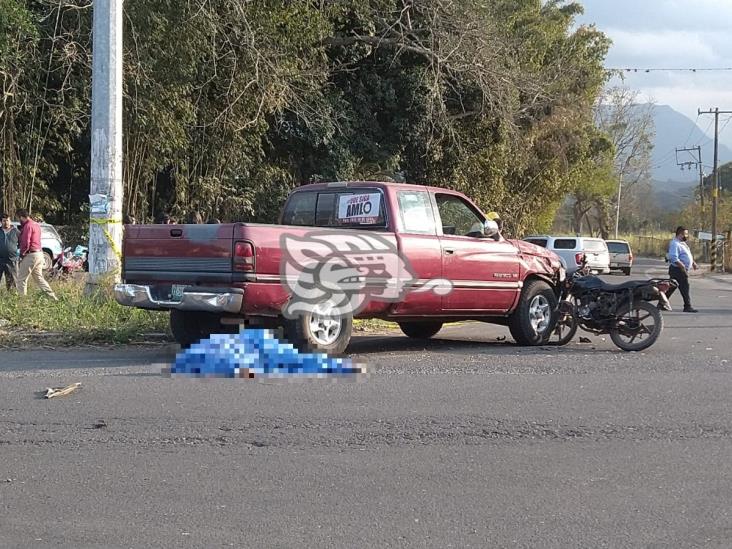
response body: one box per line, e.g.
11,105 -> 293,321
610,301 -> 663,352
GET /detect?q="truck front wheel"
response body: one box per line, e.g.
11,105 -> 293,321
508,280 -> 557,346
284,302 -> 353,355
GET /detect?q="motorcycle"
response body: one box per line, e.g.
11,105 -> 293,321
549,255 -> 677,351
51,245 -> 89,279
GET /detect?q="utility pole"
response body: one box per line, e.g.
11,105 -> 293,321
675,146 -> 705,225
698,108 -> 732,272
87,0 -> 124,293
614,174 -> 622,239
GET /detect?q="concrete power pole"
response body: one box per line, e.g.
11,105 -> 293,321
614,175 -> 622,239
675,146 -> 704,226
699,108 -> 732,272
87,0 -> 124,292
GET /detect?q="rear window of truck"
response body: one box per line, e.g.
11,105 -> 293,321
583,239 -> 608,252
607,241 -> 630,254
282,190 -> 386,228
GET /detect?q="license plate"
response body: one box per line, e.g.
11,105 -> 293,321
610,263 -> 618,267
171,285 -> 186,301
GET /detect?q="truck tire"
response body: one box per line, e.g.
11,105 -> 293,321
622,267 -> 631,276
284,302 -> 353,355
508,280 -> 557,346
170,310 -> 223,348
399,321 -> 443,339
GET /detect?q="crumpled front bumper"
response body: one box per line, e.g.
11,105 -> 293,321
114,284 -> 244,314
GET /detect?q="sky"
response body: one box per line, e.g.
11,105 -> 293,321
576,0 -> 732,149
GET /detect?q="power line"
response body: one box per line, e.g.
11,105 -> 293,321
609,67 -> 732,73
653,116 -> 714,170
718,115 -> 732,136
697,117 -> 717,147
682,113 -> 701,148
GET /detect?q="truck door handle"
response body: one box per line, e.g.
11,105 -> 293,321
444,248 -> 455,255
170,229 -> 183,237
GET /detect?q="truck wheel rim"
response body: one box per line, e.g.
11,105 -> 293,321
529,295 -> 551,335
309,302 -> 342,346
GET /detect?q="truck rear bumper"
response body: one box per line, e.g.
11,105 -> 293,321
114,284 -> 244,314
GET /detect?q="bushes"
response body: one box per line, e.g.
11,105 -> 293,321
0,278 -> 169,345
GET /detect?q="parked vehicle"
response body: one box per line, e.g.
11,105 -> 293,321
549,255 -> 675,351
51,245 -> 88,279
11,221 -> 64,272
606,239 -> 633,275
523,235 -> 610,275
115,181 -> 565,352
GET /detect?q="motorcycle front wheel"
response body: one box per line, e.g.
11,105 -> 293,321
610,301 -> 664,352
548,300 -> 578,346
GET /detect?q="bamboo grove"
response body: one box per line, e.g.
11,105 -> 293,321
0,0 -> 613,233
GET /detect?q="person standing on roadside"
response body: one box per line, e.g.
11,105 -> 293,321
15,209 -> 58,300
666,226 -> 698,313
0,213 -> 20,291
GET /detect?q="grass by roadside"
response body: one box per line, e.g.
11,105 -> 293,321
0,278 -> 170,346
353,318 -> 399,333
0,279 -> 400,347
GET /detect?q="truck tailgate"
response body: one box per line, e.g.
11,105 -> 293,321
123,224 -> 237,285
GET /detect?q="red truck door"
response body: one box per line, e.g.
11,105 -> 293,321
388,189 -> 443,315
433,193 -> 521,313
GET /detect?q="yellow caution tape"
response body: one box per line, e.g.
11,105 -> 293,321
89,217 -> 123,260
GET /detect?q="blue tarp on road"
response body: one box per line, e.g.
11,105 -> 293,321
169,329 -> 362,378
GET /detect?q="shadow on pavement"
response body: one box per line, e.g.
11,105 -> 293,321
348,334 -> 624,356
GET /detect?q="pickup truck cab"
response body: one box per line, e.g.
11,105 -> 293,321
116,182 -> 564,353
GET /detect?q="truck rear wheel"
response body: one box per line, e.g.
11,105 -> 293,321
399,321 -> 443,339
170,310 -> 223,348
508,280 -> 557,346
284,301 -> 353,355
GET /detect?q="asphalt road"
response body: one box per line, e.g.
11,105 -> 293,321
1,259 -> 731,548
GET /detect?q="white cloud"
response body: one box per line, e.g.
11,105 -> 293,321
578,0 -> 732,32
605,29 -> 719,65
576,0 -> 732,149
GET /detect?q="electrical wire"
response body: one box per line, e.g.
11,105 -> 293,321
609,67 -> 732,73
718,114 -> 732,137
682,113 -> 701,148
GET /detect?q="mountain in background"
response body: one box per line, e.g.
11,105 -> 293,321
651,104 -> 732,184
648,105 -> 732,210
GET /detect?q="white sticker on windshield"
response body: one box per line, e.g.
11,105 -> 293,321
337,193 -> 381,224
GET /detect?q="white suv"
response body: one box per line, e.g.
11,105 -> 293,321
523,235 -> 610,275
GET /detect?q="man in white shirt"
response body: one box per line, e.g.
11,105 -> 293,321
666,226 -> 698,313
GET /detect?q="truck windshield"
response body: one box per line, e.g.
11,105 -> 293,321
282,190 -> 386,228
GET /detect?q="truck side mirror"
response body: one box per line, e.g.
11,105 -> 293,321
483,219 -> 499,237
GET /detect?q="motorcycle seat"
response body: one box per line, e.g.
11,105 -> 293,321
574,277 -> 651,293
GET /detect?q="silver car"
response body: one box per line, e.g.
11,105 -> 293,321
523,235 -> 610,275
606,239 -> 634,276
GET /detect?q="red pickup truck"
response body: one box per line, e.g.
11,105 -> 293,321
115,182 -> 565,353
